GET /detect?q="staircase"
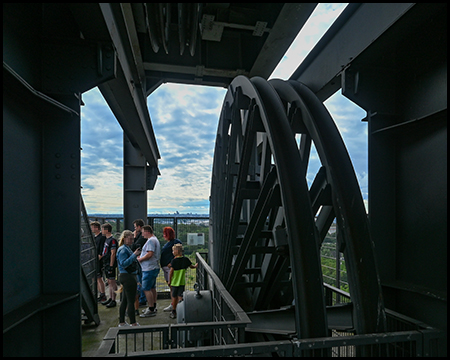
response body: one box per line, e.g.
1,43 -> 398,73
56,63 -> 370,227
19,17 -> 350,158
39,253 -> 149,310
80,195 -> 100,325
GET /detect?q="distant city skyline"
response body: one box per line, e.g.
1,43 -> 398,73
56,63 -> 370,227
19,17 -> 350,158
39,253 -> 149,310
80,4 -> 369,215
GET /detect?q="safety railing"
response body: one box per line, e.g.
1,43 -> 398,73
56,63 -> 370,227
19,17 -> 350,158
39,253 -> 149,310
97,253 -> 445,357
96,252 -> 251,356
87,215 -> 349,295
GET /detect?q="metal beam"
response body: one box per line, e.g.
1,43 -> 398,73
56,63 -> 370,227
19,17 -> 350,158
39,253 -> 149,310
97,3 -> 160,168
249,3 -> 317,79
123,133 -> 148,230
290,3 -> 415,101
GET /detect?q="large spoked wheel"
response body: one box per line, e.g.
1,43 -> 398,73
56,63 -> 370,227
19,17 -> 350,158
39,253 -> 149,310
210,76 -> 328,339
209,76 -> 385,339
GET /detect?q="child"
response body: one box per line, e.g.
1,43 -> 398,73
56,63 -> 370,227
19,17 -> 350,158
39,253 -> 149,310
168,244 -> 198,319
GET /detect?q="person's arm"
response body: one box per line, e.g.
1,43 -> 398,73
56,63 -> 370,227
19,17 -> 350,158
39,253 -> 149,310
118,248 -> 140,268
189,263 -> 198,269
110,249 -> 117,267
138,250 -> 154,262
168,267 -> 174,286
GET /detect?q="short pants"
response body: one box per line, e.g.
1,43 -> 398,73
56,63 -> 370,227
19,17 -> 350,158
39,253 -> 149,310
171,285 -> 185,298
141,268 -> 160,291
105,265 -> 116,280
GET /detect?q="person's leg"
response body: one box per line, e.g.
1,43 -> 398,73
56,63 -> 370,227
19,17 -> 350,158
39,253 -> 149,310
170,288 -> 178,318
149,268 -> 159,310
97,276 -> 105,295
162,266 -> 173,311
151,288 -> 157,309
142,271 -> 154,308
172,285 -> 185,312
136,273 -> 146,305
140,271 -> 156,317
144,290 -> 154,309
124,275 -> 137,324
118,275 -> 127,324
109,279 -> 117,301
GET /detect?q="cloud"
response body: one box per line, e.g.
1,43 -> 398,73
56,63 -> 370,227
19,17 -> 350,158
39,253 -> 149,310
79,4 -> 371,215
80,83 -> 226,214
324,91 -> 368,200
81,87 -> 124,213
144,83 -> 226,214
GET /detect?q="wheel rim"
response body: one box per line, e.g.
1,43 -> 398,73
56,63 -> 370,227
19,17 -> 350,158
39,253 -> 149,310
210,76 -> 328,339
269,79 -> 385,334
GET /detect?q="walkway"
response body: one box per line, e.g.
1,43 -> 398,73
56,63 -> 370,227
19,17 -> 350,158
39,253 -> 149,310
82,294 -> 175,356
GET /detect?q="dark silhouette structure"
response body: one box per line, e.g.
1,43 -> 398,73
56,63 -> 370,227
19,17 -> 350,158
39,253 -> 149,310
3,3 -> 446,356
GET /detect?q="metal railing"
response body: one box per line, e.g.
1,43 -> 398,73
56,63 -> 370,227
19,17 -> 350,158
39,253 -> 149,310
96,252 -> 445,357
86,215 -> 349,294
96,252 -> 251,356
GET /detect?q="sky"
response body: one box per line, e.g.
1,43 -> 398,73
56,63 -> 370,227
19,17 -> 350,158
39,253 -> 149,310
81,3 -> 368,215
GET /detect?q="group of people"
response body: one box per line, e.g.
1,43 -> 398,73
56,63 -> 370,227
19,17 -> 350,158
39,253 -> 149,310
90,219 -> 197,327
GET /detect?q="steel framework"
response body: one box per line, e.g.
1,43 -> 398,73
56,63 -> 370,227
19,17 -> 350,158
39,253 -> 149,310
210,76 -> 384,340
3,2 -> 446,356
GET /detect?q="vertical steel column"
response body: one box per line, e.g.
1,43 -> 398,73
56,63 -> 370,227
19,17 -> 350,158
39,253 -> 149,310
3,65 -> 83,355
124,133 -> 148,230
42,93 -> 82,355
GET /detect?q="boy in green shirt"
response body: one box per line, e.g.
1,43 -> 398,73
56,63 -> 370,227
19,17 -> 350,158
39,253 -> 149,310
168,244 -> 198,319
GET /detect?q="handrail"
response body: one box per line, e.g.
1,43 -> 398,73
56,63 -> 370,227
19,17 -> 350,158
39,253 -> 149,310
96,259 -> 444,356
195,252 -> 251,324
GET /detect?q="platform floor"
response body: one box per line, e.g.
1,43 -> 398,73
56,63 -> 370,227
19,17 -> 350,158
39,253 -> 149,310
82,293 -> 176,357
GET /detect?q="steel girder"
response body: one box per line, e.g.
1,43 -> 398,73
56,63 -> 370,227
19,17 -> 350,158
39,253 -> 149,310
72,3 -> 162,227
290,3 -> 415,102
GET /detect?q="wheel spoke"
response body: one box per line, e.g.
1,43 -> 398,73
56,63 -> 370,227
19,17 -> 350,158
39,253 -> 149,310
211,76 -> 328,339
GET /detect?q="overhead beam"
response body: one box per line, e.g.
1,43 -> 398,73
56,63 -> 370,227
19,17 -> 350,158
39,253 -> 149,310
97,3 -> 160,167
250,3 -> 318,79
144,62 -> 248,80
289,3 -> 415,101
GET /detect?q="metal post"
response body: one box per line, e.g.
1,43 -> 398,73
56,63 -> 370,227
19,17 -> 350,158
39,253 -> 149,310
123,133 -> 148,231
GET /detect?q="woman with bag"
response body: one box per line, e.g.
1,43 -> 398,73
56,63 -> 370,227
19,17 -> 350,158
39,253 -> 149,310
116,230 -> 142,326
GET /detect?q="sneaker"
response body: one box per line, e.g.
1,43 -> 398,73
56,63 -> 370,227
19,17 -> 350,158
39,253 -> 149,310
169,311 -> 176,319
97,294 -> 107,303
106,300 -> 117,308
118,322 -> 130,327
140,308 -> 156,317
163,304 -> 173,312
131,323 -> 141,326
101,298 -> 112,306
141,307 -> 157,313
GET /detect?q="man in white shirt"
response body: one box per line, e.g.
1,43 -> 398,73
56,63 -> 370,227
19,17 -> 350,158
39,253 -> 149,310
137,225 -> 161,317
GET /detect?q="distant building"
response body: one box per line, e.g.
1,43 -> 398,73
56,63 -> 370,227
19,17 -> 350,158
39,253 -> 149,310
187,233 -> 205,246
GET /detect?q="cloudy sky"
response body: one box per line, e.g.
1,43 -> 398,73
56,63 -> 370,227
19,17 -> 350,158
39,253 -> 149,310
81,3 -> 368,215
